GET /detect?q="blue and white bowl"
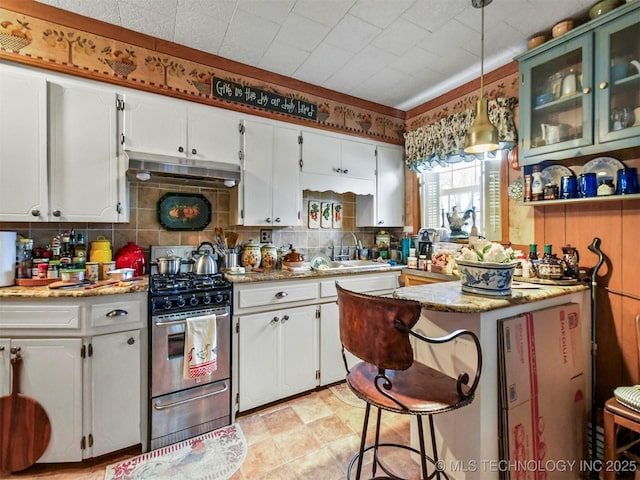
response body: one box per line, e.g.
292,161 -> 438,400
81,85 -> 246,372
456,259 -> 518,296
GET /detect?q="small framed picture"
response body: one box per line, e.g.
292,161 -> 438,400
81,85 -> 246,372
308,201 -> 320,229
332,203 -> 343,228
321,202 -> 332,228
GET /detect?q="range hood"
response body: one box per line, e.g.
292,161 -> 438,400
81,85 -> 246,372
126,151 -> 241,188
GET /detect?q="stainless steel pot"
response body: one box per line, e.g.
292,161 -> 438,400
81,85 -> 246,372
194,242 -> 217,274
156,256 -> 182,275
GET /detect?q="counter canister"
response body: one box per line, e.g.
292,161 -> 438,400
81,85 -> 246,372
89,236 -> 112,263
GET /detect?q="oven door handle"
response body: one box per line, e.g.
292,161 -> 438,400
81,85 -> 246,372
154,311 -> 229,327
153,381 -> 229,410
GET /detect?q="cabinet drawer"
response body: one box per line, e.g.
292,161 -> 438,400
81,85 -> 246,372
89,300 -> 142,328
237,282 -> 318,309
0,303 -> 80,329
321,273 -> 399,298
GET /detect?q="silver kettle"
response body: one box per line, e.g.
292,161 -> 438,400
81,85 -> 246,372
194,241 -> 218,274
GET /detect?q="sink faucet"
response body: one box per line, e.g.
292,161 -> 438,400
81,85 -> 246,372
333,232 -> 359,261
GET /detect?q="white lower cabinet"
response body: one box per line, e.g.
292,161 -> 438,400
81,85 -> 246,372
0,293 -> 147,463
238,305 -> 317,411
89,330 -> 141,458
233,271 -> 400,414
0,338 -> 83,462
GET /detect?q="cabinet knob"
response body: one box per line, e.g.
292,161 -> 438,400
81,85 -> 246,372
191,148 -> 197,155
281,314 -> 290,323
266,217 -> 272,223
334,167 -> 342,173
106,309 -> 128,317
599,81 -> 608,90
582,86 -> 591,94
343,169 -> 349,174
10,346 -> 21,355
52,210 -> 61,217
271,316 -> 280,324
31,209 -> 40,217
275,291 -> 288,299
274,217 -> 281,223
0,346 -> 4,352
127,337 -> 135,345
178,146 -> 184,153
378,220 -> 384,225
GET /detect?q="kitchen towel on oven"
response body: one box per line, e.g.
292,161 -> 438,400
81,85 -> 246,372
183,314 -> 218,379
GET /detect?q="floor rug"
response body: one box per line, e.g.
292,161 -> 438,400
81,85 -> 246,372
330,382 -> 365,409
104,424 -> 246,480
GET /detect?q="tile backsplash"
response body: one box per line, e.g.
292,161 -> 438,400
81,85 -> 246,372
1,183 -> 402,263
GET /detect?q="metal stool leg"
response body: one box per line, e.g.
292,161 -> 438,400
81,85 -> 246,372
353,402 -> 371,480
429,415 -> 445,480
417,416 -> 430,479
372,407 -> 383,478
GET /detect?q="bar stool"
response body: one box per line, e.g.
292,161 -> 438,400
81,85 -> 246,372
603,314 -> 640,480
336,282 -> 482,480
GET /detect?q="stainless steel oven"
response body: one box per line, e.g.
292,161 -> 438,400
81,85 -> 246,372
148,248 -> 233,450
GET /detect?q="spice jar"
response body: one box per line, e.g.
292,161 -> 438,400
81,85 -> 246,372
407,256 -> 418,269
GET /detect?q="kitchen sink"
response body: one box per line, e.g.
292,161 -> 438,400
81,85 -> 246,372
318,260 -> 392,272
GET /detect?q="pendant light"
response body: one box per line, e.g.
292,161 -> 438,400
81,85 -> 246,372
464,0 -> 499,155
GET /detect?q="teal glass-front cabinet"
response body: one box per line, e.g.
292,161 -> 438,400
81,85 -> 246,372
517,1 -> 640,165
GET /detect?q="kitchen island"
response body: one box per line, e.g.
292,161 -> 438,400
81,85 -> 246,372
394,280 -> 591,480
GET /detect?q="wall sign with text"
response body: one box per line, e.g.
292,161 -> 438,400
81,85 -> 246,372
214,78 -> 317,120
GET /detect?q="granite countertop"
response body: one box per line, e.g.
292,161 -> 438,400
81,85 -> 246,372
0,277 -> 149,298
394,279 -> 590,313
224,264 -> 404,283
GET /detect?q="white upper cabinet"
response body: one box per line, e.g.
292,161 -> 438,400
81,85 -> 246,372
0,66 -> 48,222
123,91 -> 241,166
300,129 -> 376,195
233,119 -> 300,226
356,144 -> 405,227
49,80 -> 123,223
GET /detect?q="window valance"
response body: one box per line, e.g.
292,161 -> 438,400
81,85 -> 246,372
404,96 -> 518,171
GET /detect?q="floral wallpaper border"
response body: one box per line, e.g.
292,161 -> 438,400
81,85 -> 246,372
0,7 -> 405,144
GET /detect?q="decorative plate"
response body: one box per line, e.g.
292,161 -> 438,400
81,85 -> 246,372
158,193 -> 211,231
581,156 -> 625,181
541,164 -> 573,187
310,253 -> 331,270
508,178 -> 524,200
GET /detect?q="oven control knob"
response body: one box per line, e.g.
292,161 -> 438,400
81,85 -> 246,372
214,293 -> 224,304
163,299 -> 172,310
177,296 -> 186,307
202,294 -> 212,305
190,296 -> 199,306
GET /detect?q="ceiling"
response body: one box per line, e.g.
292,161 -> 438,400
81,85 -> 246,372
34,0 -> 596,110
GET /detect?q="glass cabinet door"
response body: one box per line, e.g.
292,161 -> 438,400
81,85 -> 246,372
520,34 -> 593,158
596,12 -> 640,144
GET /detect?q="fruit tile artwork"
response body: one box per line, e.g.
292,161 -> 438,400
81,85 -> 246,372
321,202 -> 332,229
308,201 -> 320,229
332,203 -> 343,229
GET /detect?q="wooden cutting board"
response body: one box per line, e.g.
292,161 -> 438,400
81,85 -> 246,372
0,356 -> 51,473
47,280 -> 90,289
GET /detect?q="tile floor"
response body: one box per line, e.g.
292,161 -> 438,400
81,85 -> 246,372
5,383 -> 423,480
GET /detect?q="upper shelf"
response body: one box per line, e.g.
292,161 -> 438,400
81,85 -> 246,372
521,192 -> 640,206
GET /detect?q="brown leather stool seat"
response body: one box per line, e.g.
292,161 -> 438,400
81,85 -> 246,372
336,282 -> 482,480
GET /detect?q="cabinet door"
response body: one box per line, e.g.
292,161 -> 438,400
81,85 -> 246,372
341,139 -> 376,181
238,311 -> 280,411
15,338 -> 83,463
0,339 -> 9,397
49,81 -> 120,222
123,92 -> 187,157
187,104 -> 240,165
89,330 -> 141,458
301,130 -> 342,176
596,12 -> 640,144
280,305 -> 318,397
0,68 -> 48,222
242,120 -> 274,226
271,125 -> 300,226
375,145 -> 404,227
519,34 -> 594,163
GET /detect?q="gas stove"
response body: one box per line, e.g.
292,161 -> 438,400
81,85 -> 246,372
150,272 -> 231,294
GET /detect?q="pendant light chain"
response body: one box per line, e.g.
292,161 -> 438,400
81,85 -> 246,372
480,2 -> 485,98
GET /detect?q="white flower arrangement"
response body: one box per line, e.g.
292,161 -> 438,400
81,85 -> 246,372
457,242 -> 516,264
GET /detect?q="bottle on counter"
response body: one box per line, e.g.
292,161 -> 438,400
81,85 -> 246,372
407,255 -> 418,269
528,243 -> 539,278
74,232 -> 86,269
60,231 -> 73,269
418,255 -> 427,271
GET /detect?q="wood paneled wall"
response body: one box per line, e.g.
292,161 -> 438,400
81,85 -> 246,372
534,194 -> 640,405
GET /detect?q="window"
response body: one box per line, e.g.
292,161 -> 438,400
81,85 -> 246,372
419,153 -> 504,241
